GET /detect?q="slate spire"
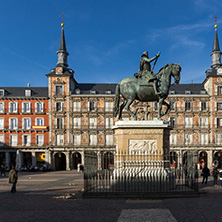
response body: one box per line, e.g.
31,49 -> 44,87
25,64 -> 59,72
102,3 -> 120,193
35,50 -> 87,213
211,23 -> 222,68
56,23 -> 69,67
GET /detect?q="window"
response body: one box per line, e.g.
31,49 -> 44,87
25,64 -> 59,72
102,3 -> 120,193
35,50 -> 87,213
56,118 -> 63,129
9,102 -> 18,113
185,133 -> 193,145
185,117 -> 193,128
73,134 -> 81,145
75,89 -> 80,94
55,85 -> 63,95
56,134 -> 64,145
185,102 -> 191,111
105,102 -> 113,112
169,90 -> 175,95
200,117 -> 208,128
170,101 -> 177,110
105,90 -> 111,94
105,117 -> 113,129
89,134 -> 97,145
106,134 -> 113,145
22,118 -> 31,130
22,102 -> 31,113
200,133 -> 208,145
73,101 -> 81,112
89,101 -> 96,111
201,102 -> 207,111
89,118 -> 97,129
23,134 -> 31,146
73,117 -> 81,129
90,90 -> 96,94
10,134 -> 17,146
35,118 -> 44,126
185,90 -> 191,95
35,102 -> 44,113
25,90 -> 31,97
170,133 -> 177,145
55,102 -> 64,112
0,118 -> 4,129
9,118 -> 18,129
217,118 -> 222,128
200,90 -> 206,95
217,103 -> 222,111
218,86 -> 222,95
0,134 -> 4,146
0,102 -> 4,113
153,102 -> 158,111
0,90 -> 4,96
36,134 -> 44,146
216,133 -> 222,145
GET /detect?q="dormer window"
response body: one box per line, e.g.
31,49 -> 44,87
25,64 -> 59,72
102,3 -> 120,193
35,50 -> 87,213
185,90 -> 191,95
25,89 -> 31,97
169,90 -> 175,95
105,90 -> 111,94
200,90 -> 206,95
0,89 -> 5,97
75,89 -> 80,94
90,90 -> 96,94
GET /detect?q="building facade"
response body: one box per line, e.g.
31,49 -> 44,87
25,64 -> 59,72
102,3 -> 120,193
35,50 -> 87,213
0,23 -> 222,171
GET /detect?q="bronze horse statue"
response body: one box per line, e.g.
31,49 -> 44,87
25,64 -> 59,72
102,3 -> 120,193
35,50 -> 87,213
113,63 -> 181,120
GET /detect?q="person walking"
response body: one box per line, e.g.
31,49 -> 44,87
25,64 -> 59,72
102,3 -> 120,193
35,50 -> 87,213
9,166 -> 18,193
0,164 -> 6,176
219,169 -> 222,186
201,164 -> 210,185
212,167 -> 219,187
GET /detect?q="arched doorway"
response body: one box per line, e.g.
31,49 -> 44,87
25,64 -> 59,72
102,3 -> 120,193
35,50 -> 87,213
103,152 -> 114,169
0,152 -> 5,165
170,151 -> 178,168
73,152 -> 81,169
214,151 -> 222,168
55,153 -> 66,170
199,151 -> 207,169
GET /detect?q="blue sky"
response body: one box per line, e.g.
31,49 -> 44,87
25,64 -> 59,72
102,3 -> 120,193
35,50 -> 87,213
0,0 -> 222,87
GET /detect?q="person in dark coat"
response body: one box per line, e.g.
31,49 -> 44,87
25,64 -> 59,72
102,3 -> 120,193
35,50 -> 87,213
212,167 -> 219,187
9,166 -> 18,193
0,164 -> 6,176
202,164 -> 210,185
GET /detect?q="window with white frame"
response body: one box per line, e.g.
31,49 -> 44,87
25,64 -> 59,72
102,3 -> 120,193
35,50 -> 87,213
105,117 -> 113,129
170,133 -> 177,145
9,118 -> 18,129
169,117 -> 176,127
73,117 -> 81,129
185,101 -> 191,111
0,102 -> 5,113
89,101 -> 96,111
73,134 -> 81,145
216,133 -> 222,145
0,134 -> 4,146
217,103 -> 222,111
0,89 -> 4,97
218,86 -> 222,95
106,134 -> 113,145
56,134 -> 64,145
55,85 -> 63,95
73,101 -> 81,112
35,102 -> 44,113
10,134 -> 17,146
185,117 -> 193,128
200,133 -> 208,145
217,118 -> 222,128
9,102 -> 18,113
22,102 -> 31,113
89,118 -> 97,129
23,134 -> 31,146
35,117 -> 44,126
185,133 -> 193,145
25,90 -> 31,97
56,118 -> 63,129
0,118 -> 4,129
89,134 -> 97,145
55,102 -> 64,112
201,101 -> 207,111
200,116 -> 208,128
36,134 -> 44,146
170,101 -> 177,110
105,101 -> 113,112
22,118 -> 31,130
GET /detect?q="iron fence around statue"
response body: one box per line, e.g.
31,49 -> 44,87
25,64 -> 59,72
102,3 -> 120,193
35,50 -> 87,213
83,151 -> 199,197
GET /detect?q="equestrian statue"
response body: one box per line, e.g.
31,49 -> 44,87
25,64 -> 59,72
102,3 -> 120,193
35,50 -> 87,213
113,51 -> 181,120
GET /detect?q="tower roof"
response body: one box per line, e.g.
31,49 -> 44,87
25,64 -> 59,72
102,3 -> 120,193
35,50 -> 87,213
58,27 -> 67,52
212,26 -> 220,52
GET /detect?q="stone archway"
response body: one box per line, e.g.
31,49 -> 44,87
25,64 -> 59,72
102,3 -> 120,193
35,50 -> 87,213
214,151 -> 222,168
103,152 -> 114,169
55,153 -> 66,171
170,151 -> 178,168
199,151 -> 207,169
183,151 -> 187,166
72,152 -> 81,169
0,152 -> 5,165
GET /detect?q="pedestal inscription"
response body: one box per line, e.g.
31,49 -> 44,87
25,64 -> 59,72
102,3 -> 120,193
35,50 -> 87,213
129,140 -> 157,155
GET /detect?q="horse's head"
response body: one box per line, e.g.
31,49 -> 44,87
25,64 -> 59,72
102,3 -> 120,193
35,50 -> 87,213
171,63 -> 181,84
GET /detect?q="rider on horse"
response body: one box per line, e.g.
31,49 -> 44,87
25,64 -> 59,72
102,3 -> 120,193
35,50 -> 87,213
134,51 -> 161,95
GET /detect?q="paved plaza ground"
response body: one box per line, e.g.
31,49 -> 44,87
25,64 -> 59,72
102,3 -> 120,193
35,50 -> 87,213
0,171 -> 222,222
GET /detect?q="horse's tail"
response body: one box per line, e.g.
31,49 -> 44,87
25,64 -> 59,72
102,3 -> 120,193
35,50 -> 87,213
113,83 -> 120,117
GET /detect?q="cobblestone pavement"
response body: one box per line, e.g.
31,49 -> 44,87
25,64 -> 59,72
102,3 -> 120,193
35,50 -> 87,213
0,171 -> 222,222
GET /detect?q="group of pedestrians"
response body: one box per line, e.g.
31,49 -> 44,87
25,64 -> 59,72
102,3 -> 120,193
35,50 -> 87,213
201,164 -> 222,186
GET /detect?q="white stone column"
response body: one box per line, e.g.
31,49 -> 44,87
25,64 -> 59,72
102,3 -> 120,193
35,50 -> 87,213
48,151 -> 52,167
45,151 -> 49,166
66,151 -> 70,171
5,152 -> 10,169
97,151 -> 102,170
81,151 -> 85,166
31,151 -> 36,166
176,150 -> 183,167
207,150 -> 213,169
16,150 -> 22,169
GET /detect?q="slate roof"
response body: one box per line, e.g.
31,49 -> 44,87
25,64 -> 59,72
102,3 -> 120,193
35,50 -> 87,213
0,87 -> 48,97
170,83 -> 206,95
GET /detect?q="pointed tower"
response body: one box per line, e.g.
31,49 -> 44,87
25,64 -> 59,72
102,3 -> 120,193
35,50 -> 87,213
211,23 -> 222,70
56,23 -> 69,68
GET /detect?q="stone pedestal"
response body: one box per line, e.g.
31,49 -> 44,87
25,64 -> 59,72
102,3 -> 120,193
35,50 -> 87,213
112,120 -> 172,175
